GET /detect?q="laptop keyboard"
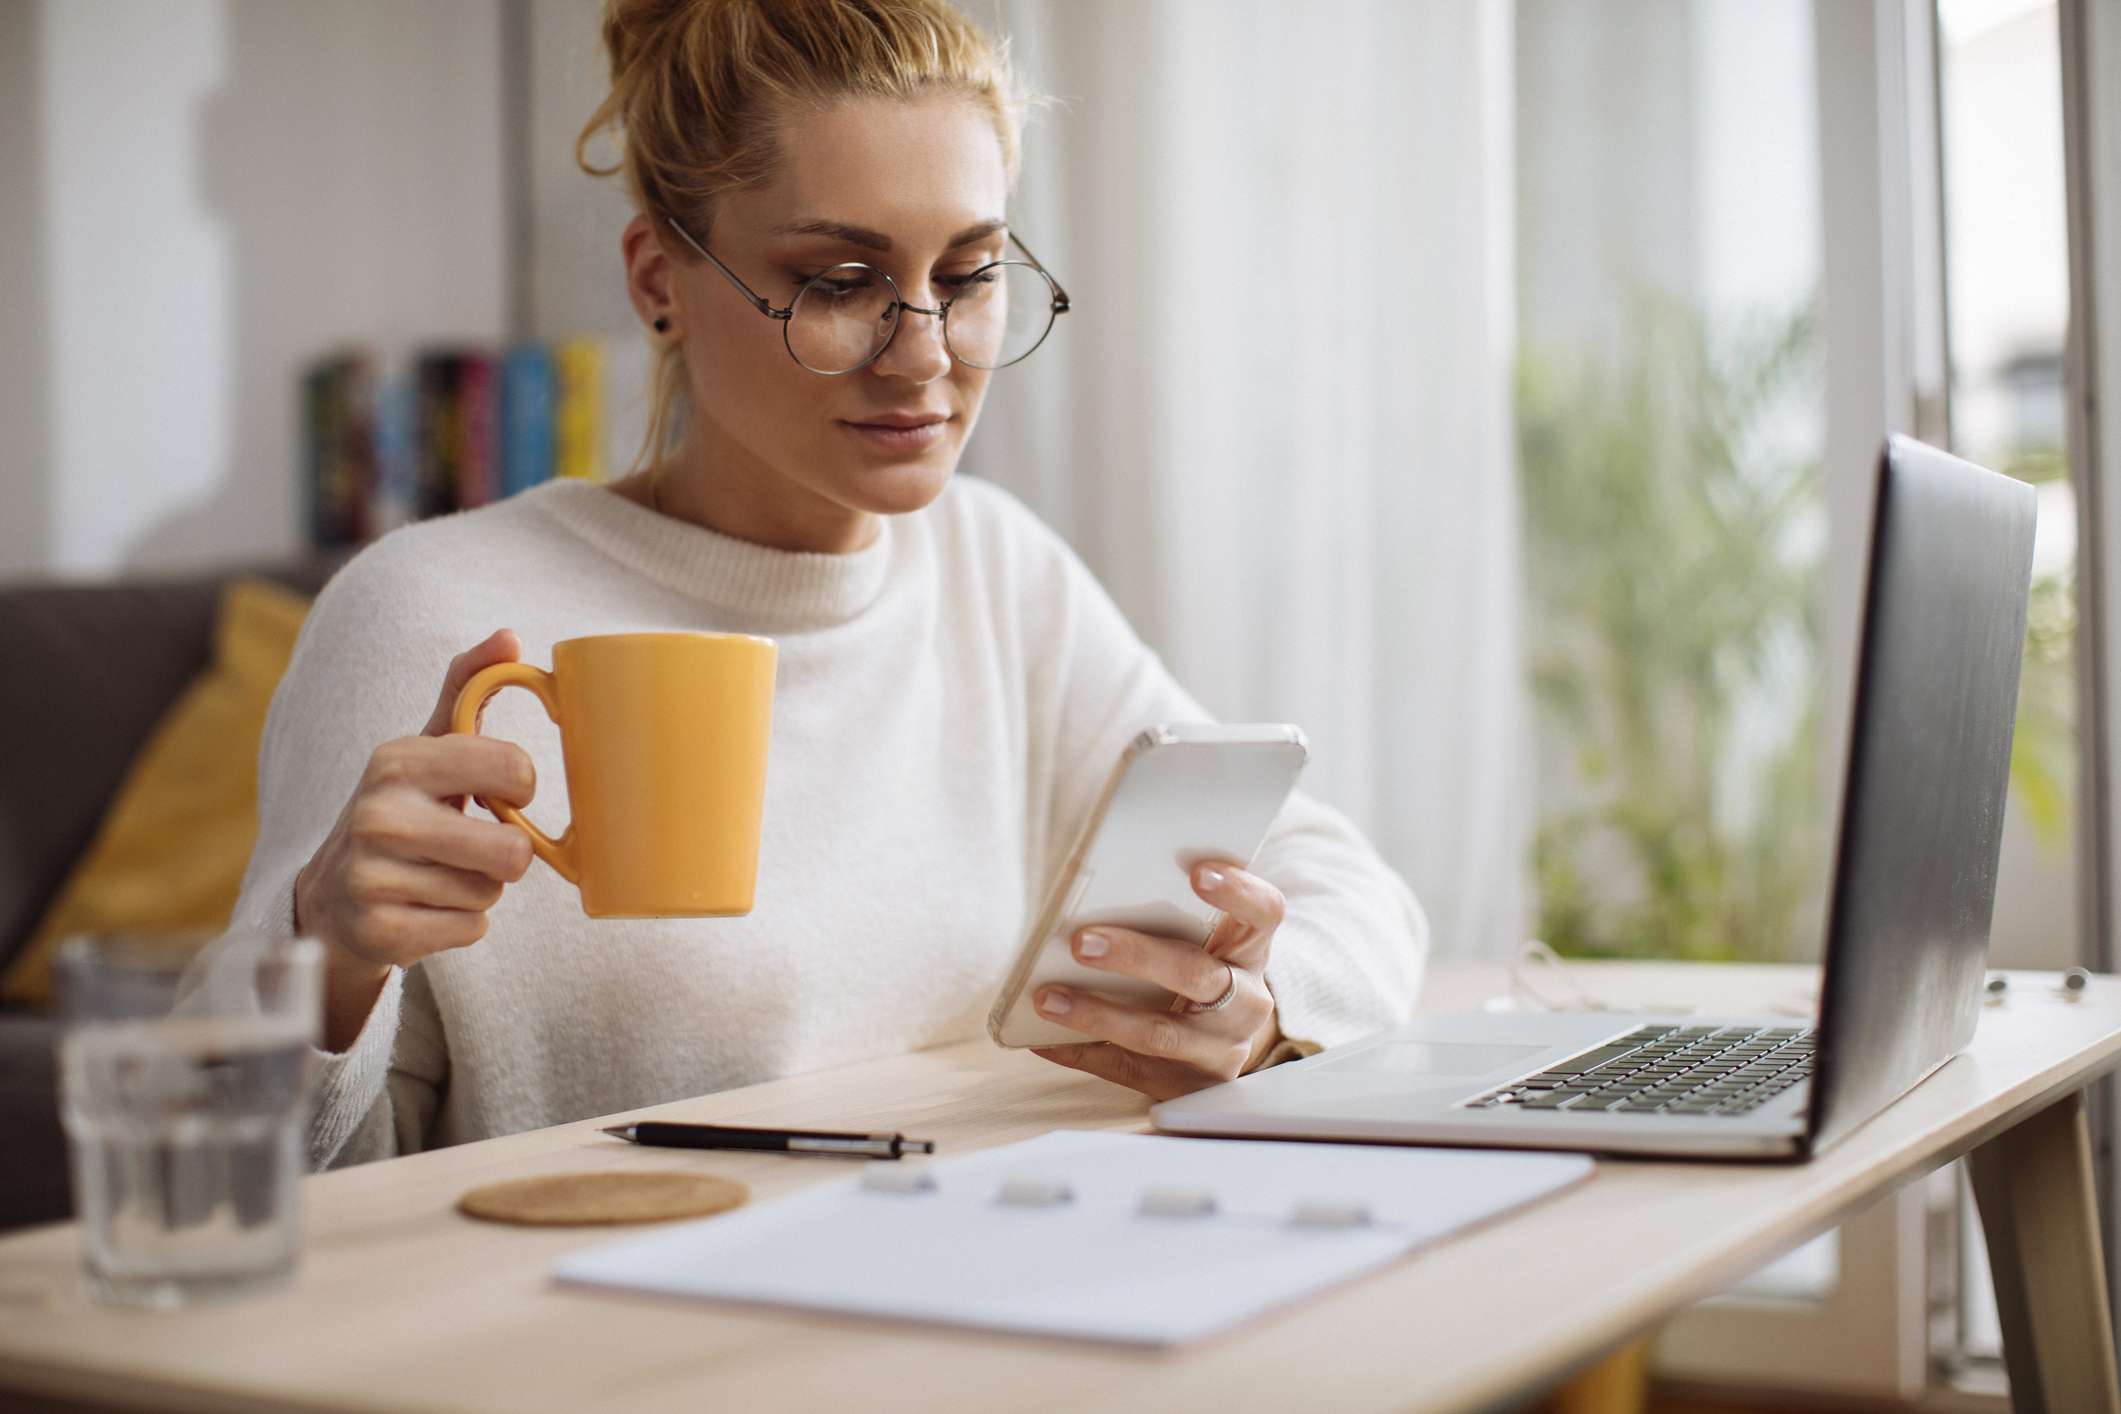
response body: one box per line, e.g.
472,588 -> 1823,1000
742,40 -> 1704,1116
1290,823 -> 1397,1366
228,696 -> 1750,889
1465,1024 -> 1814,1117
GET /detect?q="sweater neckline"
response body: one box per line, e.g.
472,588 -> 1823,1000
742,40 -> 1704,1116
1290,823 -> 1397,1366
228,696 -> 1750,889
523,479 -> 897,631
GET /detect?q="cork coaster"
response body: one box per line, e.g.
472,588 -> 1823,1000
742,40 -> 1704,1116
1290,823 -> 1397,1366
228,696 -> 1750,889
456,1171 -> 748,1227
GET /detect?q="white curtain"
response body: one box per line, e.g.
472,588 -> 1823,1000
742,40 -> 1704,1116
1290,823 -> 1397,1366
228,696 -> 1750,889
970,0 -> 1527,959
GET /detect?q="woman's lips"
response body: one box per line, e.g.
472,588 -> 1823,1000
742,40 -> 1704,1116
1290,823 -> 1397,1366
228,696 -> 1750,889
840,417 -> 949,454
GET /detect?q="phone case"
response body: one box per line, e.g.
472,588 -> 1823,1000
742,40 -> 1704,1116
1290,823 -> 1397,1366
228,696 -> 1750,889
988,723 -> 1310,1048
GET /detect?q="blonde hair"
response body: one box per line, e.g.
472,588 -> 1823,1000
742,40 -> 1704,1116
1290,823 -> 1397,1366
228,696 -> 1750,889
576,0 -> 1027,479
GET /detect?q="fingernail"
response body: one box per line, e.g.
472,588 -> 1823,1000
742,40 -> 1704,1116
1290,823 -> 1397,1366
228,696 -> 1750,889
1198,865 -> 1226,890
1038,988 -> 1072,1015
1076,930 -> 1110,958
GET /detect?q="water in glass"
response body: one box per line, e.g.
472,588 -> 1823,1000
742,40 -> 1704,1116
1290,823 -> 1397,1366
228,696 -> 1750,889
56,936 -> 320,1307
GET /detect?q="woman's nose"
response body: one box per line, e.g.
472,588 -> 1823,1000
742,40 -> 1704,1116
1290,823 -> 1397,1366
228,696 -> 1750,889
872,303 -> 953,382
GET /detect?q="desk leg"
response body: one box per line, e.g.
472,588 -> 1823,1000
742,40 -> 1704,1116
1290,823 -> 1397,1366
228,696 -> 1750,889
1968,1088 -> 2121,1414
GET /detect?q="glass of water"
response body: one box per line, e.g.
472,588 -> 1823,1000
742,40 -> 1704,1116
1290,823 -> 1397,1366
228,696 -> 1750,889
56,934 -> 322,1307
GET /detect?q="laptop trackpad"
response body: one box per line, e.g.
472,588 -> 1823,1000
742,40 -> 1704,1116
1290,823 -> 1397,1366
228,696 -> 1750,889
1320,1042 -> 1547,1076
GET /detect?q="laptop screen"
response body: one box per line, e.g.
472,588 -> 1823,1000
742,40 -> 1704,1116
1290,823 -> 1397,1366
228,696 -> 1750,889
1805,436 -> 2037,1155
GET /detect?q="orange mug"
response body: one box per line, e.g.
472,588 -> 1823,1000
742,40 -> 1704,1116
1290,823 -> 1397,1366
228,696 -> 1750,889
451,632 -> 777,918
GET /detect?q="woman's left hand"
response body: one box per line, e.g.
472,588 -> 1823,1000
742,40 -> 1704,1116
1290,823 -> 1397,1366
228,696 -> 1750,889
1030,861 -> 1286,1101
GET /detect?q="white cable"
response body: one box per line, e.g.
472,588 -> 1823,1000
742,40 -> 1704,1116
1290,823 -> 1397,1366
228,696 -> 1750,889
1494,939 -> 1836,1020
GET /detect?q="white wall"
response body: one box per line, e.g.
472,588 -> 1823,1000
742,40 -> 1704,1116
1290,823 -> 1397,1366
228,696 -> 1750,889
0,0 -> 509,579
528,0 -> 635,340
0,0 -> 53,577
526,0 -> 655,480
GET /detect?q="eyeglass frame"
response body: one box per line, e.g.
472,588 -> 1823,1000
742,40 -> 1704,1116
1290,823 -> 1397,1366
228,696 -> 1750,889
663,215 -> 1072,376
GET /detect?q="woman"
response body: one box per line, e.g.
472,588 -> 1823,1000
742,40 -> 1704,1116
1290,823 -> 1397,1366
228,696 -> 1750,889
228,0 -> 1428,1169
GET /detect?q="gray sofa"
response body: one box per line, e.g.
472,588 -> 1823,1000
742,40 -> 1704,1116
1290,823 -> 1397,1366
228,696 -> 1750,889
0,557 -> 338,1233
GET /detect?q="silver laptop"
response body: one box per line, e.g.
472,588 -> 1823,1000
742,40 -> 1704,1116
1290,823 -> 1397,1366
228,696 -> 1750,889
1153,436 -> 2036,1160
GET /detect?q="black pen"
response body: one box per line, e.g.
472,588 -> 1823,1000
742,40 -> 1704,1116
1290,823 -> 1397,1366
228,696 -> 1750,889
600,1121 -> 936,1160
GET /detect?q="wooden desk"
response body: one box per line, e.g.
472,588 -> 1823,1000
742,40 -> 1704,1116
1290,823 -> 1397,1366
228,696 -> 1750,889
2,962 -> 2118,1413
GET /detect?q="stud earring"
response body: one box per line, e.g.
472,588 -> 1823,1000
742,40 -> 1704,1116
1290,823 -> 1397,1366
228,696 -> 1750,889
652,316 -> 670,334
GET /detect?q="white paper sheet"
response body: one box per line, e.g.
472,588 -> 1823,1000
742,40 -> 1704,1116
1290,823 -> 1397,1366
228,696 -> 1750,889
552,1130 -> 1594,1345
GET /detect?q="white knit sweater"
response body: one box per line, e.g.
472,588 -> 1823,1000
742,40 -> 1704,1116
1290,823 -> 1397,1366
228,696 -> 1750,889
224,476 -> 1429,1169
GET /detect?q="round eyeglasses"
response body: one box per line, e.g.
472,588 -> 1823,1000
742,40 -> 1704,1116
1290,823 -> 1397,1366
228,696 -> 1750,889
666,217 -> 1071,376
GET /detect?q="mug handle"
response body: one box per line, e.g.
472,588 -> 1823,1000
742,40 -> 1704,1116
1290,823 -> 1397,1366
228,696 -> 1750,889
451,663 -> 580,885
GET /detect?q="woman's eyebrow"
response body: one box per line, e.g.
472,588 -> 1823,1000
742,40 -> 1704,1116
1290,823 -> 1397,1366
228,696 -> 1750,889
771,217 -> 1007,251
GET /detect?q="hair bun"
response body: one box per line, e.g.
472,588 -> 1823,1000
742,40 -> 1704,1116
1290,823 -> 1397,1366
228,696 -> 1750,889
600,0 -> 693,84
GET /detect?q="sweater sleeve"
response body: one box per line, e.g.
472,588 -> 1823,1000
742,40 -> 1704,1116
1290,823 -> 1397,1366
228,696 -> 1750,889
220,539 -> 457,1168
1019,506 -> 1428,1057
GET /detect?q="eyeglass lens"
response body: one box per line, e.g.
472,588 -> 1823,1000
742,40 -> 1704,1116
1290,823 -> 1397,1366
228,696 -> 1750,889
786,262 -> 1056,373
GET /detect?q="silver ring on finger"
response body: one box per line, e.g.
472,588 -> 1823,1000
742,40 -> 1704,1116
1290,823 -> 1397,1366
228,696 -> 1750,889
1185,961 -> 1239,1014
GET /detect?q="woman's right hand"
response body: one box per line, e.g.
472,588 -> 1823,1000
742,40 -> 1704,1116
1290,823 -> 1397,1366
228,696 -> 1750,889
294,630 -> 538,1049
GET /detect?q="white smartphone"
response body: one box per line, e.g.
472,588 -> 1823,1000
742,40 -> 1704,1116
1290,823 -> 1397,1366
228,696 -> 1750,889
987,722 -> 1310,1049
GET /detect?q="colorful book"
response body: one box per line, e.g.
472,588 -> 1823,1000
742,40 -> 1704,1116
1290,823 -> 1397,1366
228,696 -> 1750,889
554,337 -> 606,483
415,352 -> 463,519
370,368 -> 417,535
457,352 -> 499,510
500,343 -> 556,497
301,362 -> 336,545
301,350 -> 377,546
306,335 -> 630,535
415,350 -> 501,516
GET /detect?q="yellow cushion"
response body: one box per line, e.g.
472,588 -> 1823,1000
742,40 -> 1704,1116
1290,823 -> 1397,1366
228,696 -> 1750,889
1,578 -> 310,1009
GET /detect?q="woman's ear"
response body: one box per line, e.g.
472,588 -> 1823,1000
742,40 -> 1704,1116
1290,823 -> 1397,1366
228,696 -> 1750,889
622,214 -> 679,334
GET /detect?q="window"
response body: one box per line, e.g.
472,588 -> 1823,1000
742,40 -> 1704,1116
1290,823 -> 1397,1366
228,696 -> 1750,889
1516,0 -> 1829,969
1935,0 -> 2079,1373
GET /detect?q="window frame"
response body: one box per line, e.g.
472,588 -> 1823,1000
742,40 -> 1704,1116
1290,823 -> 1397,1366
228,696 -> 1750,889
2059,0 -> 2121,1364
